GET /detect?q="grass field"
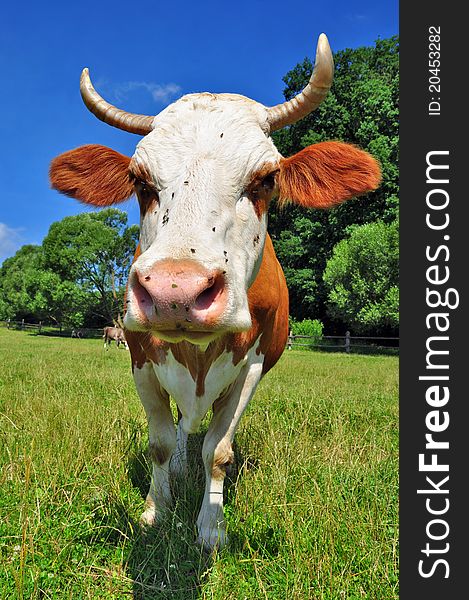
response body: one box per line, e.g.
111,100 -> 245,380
0,328 -> 398,599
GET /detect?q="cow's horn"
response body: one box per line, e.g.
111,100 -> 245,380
80,68 -> 154,135
266,33 -> 334,132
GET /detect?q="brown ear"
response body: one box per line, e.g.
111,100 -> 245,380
49,144 -> 134,206
277,141 -> 381,209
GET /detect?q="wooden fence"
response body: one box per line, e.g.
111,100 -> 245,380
0,319 -> 103,339
287,331 -> 399,354
1,320 -> 399,354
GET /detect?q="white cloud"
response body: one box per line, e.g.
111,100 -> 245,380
114,81 -> 182,105
0,223 -> 23,264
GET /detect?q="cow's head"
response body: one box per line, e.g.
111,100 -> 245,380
50,34 -> 380,345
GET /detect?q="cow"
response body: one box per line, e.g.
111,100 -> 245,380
103,326 -> 128,350
49,34 -> 381,549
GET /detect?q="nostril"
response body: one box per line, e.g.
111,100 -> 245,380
132,276 -> 153,309
194,275 -> 224,311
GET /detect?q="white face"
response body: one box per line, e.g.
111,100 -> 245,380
124,93 -> 281,344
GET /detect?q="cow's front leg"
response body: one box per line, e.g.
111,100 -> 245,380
133,362 -> 176,526
197,354 -> 264,549
170,418 -> 188,477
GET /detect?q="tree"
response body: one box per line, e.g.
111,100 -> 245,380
323,220 -> 399,335
270,36 -> 399,326
41,208 -> 139,326
0,245 -> 86,326
0,245 -> 44,321
0,208 -> 139,327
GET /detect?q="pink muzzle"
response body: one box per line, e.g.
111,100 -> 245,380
129,259 -> 227,332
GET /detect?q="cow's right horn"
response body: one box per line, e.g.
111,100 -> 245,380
80,68 -> 155,136
266,33 -> 334,132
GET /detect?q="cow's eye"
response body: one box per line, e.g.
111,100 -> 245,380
136,180 -> 158,206
261,172 -> 276,191
245,168 -> 278,207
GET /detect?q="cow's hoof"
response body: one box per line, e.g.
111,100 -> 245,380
139,498 -> 166,528
196,527 -> 227,552
139,507 -> 157,528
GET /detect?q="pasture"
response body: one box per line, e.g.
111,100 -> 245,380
0,329 -> 398,599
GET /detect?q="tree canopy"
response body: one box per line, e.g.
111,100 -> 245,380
270,36 -> 399,328
0,209 -> 138,328
323,220 -> 399,335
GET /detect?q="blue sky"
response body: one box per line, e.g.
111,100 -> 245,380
0,0 -> 398,265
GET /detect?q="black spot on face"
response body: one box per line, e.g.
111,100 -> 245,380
191,248 -> 196,254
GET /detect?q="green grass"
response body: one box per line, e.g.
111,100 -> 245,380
0,328 -> 398,599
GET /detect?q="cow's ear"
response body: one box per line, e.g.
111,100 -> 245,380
277,141 -> 381,209
50,144 -> 134,206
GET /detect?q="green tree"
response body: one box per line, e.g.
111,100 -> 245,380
0,245 -> 44,321
0,209 -> 139,327
41,208 -> 139,326
323,220 -> 399,335
0,245 -> 86,326
270,36 -> 399,326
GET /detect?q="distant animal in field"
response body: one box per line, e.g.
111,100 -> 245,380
50,32 -> 380,549
103,326 -> 128,350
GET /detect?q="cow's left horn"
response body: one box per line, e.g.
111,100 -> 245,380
80,68 -> 154,135
266,34 -> 334,132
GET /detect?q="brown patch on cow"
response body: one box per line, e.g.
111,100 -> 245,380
148,441 -> 172,466
211,439 -> 235,480
169,341 -> 229,397
50,144 -> 134,206
246,164 -> 279,218
277,141 -> 381,209
126,330 -> 169,371
228,234 -> 289,374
